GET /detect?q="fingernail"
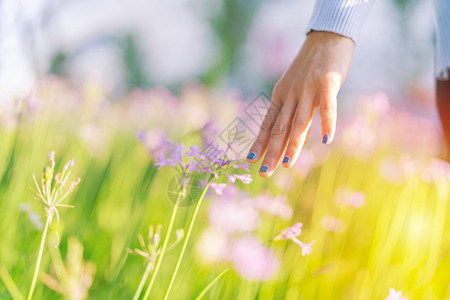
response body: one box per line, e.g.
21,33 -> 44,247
259,165 -> 269,173
322,133 -> 329,144
247,152 -> 256,160
283,156 -> 290,163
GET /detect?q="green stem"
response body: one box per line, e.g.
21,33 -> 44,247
142,201 -> 180,299
163,178 -> 212,300
0,265 -> 24,300
27,217 -> 50,300
195,269 -> 229,300
133,261 -> 153,300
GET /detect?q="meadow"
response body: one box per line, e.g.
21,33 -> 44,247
0,77 -> 449,300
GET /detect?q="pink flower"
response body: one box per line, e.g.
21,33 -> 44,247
292,240 -> 314,256
230,236 -> 279,281
379,157 -> 411,184
232,174 -> 253,184
421,159 -> 450,183
293,149 -> 316,178
196,228 -> 229,265
208,197 -> 259,234
321,216 -> 346,233
209,183 -> 227,195
274,223 -> 314,256
385,288 -> 407,300
335,187 -> 366,208
254,194 -> 292,220
276,223 -> 302,239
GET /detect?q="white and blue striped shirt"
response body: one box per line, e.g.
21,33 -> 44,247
308,0 -> 450,80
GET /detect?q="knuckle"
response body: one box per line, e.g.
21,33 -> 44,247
321,100 -> 335,114
272,83 -> 284,101
321,118 -> 333,128
264,150 -> 278,161
292,115 -> 307,132
261,115 -> 274,131
252,139 -> 264,149
271,121 -> 286,136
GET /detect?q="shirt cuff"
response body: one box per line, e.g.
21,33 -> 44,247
307,0 -> 375,43
435,0 -> 450,80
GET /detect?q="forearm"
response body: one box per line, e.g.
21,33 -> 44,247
307,0 -> 376,43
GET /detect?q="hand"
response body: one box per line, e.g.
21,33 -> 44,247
246,31 -> 355,178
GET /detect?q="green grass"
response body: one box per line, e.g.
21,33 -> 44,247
0,81 -> 449,299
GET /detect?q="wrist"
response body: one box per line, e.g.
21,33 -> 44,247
307,30 -> 356,46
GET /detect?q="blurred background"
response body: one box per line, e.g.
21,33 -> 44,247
0,0 -> 437,105
1,1 -> 449,299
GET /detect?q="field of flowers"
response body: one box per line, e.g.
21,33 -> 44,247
0,77 -> 449,300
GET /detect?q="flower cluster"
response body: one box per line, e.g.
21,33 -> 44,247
127,225 -> 184,263
196,186 -> 297,281
32,151 -> 81,226
41,237 -> 96,300
155,142 -> 252,186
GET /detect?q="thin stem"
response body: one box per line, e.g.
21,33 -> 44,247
133,261 -> 154,300
27,217 -> 51,300
195,269 -> 229,300
142,200 -> 180,299
163,178 -> 212,300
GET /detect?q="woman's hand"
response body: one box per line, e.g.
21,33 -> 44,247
246,31 -> 355,177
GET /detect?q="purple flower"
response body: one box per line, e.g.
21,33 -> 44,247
155,153 -> 174,170
186,145 -> 204,159
187,159 -> 198,172
215,159 -> 231,167
233,162 -> 250,172
200,120 -> 219,147
154,140 -> 252,189
227,174 -> 252,184
229,236 -> 279,281
170,143 -> 185,166
138,129 -> 168,157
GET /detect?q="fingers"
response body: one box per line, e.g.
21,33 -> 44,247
257,100 -> 297,178
281,100 -> 314,168
246,102 -> 281,163
319,91 -> 337,145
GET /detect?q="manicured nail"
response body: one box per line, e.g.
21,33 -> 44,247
283,156 -> 290,163
259,165 -> 269,173
322,133 -> 329,144
247,152 -> 256,160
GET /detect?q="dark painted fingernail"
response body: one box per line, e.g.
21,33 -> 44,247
322,133 -> 329,144
259,165 -> 269,173
283,156 -> 290,163
247,152 -> 256,160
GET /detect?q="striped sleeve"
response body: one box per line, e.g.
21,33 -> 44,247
307,0 -> 376,43
435,0 -> 450,80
